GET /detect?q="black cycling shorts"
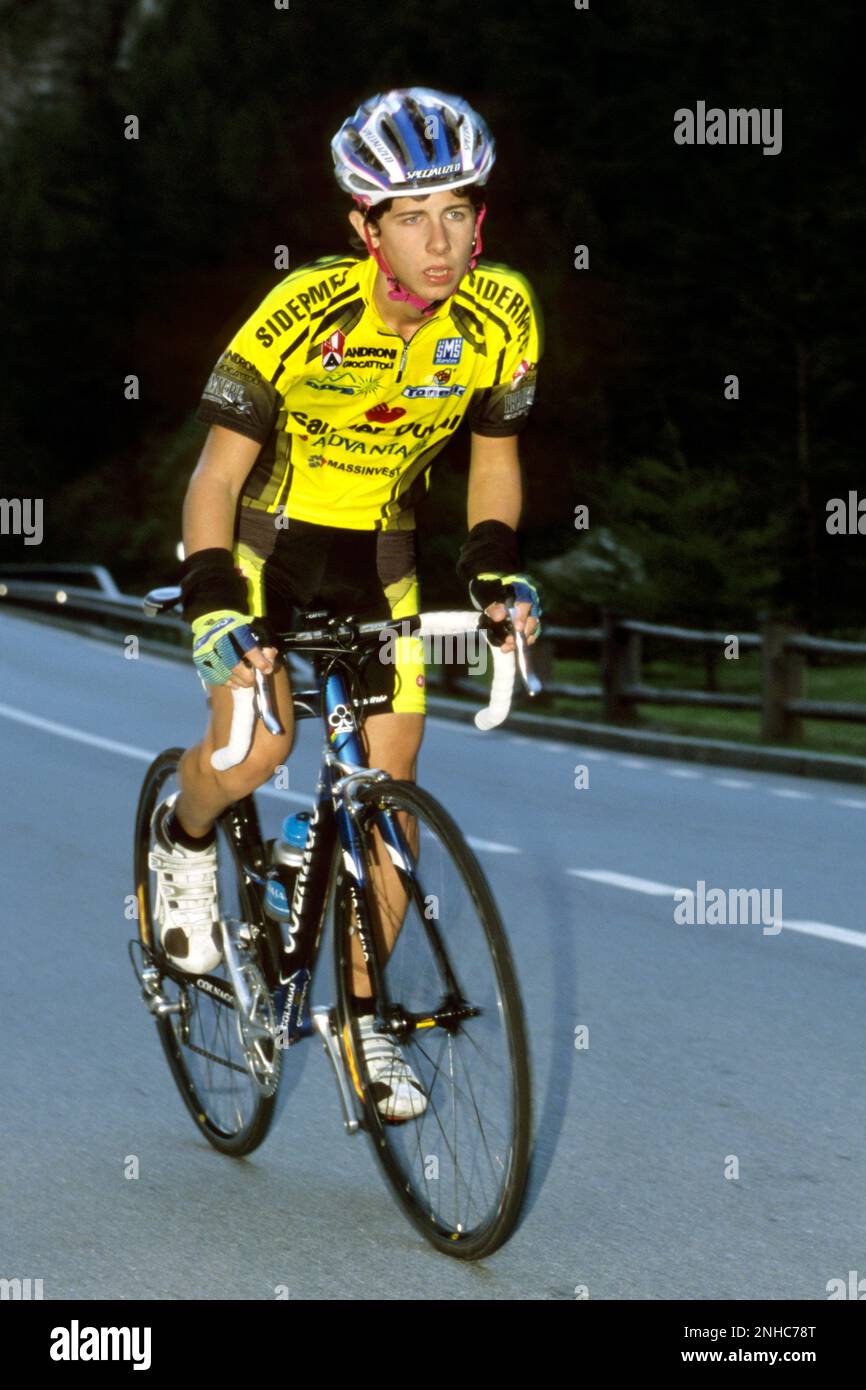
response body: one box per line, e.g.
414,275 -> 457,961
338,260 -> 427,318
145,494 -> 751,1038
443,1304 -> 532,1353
232,509 -> 426,715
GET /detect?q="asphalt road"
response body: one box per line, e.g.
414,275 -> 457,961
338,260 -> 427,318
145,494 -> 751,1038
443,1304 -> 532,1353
1,608 -> 863,1299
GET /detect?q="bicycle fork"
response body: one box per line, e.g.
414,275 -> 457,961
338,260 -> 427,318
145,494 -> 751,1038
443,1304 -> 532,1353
312,1008 -> 360,1135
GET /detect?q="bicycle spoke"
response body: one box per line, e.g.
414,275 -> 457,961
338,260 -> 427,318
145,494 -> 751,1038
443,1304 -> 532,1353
135,755 -> 278,1153
339,780 -> 529,1254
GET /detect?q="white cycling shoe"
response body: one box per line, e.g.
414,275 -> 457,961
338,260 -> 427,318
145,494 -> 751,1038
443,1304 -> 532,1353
352,1014 -> 428,1123
148,793 -> 223,975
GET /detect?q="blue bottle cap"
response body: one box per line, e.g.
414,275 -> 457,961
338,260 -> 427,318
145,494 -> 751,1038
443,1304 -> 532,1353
281,812 -> 311,847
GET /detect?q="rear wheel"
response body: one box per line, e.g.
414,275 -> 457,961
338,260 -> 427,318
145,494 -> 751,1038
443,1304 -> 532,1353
333,779 -> 531,1258
133,749 -> 281,1156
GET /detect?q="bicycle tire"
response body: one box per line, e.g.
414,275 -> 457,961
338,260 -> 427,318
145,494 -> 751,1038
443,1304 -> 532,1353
333,778 -> 532,1259
133,747 -> 280,1156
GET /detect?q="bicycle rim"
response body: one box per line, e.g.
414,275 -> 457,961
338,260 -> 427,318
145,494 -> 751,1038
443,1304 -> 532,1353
133,749 -> 280,1156
334,779 -> 531,1258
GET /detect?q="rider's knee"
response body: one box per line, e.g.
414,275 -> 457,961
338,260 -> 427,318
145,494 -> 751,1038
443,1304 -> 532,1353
197,721 -> 294,795
232,729 -> 294,792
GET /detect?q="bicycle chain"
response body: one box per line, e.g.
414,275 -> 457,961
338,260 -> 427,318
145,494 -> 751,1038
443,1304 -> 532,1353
143,942 -> 270,1076
182,1038 -> 250,1074
180,978 -> 276,1077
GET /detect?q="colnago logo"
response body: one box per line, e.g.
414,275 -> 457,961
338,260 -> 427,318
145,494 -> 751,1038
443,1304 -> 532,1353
278,968 -> 311,1042
194,977 -> 234,1004
328,703 -> 355,734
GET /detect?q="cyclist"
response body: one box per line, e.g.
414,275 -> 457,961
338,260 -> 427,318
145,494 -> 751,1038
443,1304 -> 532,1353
149,87 -> 544,1119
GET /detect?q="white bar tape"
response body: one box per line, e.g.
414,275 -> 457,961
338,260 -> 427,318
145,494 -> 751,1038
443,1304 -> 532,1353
211,684 -> 257,771
411,612 -> 517,731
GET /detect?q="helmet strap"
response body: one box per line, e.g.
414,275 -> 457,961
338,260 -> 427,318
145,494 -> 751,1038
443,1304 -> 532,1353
361,220 -> 440,314
468,204 -> 487,271
358,199 -> 489,317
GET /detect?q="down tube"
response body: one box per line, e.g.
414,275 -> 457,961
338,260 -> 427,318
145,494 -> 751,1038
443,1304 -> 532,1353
323,664 -> 395,1004
272,785 -> 336,1045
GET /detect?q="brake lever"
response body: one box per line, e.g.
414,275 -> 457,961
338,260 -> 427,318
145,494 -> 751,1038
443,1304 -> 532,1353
252,664 -> 284,736
508,604 -> 542,697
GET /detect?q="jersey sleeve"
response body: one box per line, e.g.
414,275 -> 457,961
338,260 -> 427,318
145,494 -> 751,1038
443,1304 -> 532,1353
464,273 -> 543,438
195,307 -> 282,445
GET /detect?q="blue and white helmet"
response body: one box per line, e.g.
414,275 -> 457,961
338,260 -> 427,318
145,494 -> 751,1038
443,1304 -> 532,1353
331,87 -> 495,207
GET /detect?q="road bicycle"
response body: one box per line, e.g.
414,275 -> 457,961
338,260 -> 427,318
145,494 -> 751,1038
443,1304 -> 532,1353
130,591 -> 536,1259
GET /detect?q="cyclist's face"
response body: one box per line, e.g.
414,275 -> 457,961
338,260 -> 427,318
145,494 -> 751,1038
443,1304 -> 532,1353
360,191 -> 478,298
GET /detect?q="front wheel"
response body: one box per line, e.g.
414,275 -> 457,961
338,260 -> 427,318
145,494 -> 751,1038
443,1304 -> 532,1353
333,779 -> 532,1259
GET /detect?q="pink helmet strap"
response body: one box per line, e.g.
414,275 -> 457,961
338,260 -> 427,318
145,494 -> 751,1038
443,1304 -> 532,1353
468,204 -> 487,271
357,200 -> 488,316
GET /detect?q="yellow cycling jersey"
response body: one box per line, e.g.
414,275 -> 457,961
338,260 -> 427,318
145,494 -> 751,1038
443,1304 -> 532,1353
195,252 -> 543,532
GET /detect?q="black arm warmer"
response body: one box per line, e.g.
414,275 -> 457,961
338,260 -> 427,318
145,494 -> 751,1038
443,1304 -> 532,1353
455,520 -> 521,585
177,547 -> 250,624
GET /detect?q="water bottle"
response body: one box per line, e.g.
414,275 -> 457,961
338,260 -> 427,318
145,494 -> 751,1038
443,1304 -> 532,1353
262,813 -> 311,923
273,811 -> 312,867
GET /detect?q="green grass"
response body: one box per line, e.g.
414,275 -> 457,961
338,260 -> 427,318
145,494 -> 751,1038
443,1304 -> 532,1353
460,652 -> 866,759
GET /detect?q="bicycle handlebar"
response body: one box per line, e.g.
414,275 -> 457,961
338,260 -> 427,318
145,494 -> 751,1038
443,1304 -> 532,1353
210,608 -> 539,772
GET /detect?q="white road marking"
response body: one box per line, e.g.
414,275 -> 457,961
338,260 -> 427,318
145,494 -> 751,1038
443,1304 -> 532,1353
0,701 -> 315,803
567,869 -> 866,949
568,869 -> 683,895
666,768 -> 703,779
781,920 -> 866,949
832,797 -> 866,810
0,702 -> 155,761
512,736 -> 573,752
769,788 -> 813,800
617,759 -> 650,770
466,838 -> 521,854
713,778 -> 753,789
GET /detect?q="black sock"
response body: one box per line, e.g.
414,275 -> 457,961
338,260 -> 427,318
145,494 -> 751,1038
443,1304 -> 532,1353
167,807 -> 216,852
350,993 -> 375,1016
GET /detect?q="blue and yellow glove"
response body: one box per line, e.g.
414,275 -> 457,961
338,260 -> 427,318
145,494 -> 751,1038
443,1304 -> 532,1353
191,609 -> 259,686
468,572 -> 543,640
